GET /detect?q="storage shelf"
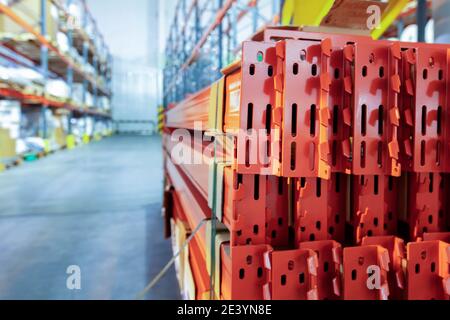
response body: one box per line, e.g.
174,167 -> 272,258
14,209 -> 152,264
0,81 -> 111,118
0,3 -> 111,97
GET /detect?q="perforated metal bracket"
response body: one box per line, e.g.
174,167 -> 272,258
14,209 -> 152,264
263,248 -> 319,300
299,240 -> 343,300
400,46 -> 448,173
295,174 -> 347,243
266,175 -> 290,247
228,244 -> 271,300
223,168 -> 267,246
407,240 -> 450,300
353,175 -> 399,244
344,41 -> 402,176
236,41 -> 277,175
273,38 -> 332,179
329,47 -> 352,173
362,236 -> 406,299
408,172 -> 446,240
343,245 -> 390,300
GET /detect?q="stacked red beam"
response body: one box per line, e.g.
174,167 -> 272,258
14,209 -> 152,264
162,27 -> 450,300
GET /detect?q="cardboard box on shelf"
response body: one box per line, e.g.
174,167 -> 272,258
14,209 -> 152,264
51,113 -> 68,148
0,0 -> 58,41
53,125 -> 66,148
0,128 -> 17,158
0,100 -> 21,140
320,0 -> 388,31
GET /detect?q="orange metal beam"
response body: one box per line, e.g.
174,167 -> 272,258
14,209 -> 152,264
0,87 -> 110,117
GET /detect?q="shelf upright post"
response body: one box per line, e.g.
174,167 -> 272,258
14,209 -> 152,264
107,53 -> 111,91
82,4 -> 89,137
226,14 -> 231,64
168,30 -> 173,104
67,0 -> 74,135
93,55 -> 98,109
173,10 -> 179,102
417,0 -> 426,42
273,0 -> 281,23
40,0 -> 49,140
217,0 -> 224,73
396,19 -> 404,41
194,0 -> 200,93
181,0 -> 187,98
230,2 -> 237,62
252,0 -> 258,33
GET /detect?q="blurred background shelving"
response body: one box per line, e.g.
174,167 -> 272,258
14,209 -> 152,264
0,0 -> 113,169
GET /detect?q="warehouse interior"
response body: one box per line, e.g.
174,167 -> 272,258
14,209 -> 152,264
0,0 -> 450,301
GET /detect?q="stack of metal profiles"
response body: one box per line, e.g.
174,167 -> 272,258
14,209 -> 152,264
162,27 -> 450,300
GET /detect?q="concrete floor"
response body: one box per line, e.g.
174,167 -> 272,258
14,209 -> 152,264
0,135 -> 179,300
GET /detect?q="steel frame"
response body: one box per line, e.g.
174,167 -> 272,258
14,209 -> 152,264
406,240 -> 450,300
343,245 -> 390,300
163,25 -> 450,301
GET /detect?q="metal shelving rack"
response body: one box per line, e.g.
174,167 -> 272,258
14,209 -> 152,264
162,0 -> 450,301
163,0 -> 281,106
0,0 -> 112,141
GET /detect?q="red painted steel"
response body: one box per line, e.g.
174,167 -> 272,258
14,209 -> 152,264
165,154 -> 211,260
294,173 -> 347,244
266,176 -> 290,247
423,232 -> 450,243
407,172 -> 446,240
221,243 -> 271,300
299,240 -> 343,300
162,130 -> 220,201
165,86 -> 211,130
223,168 -> 266,246
399,46 -> 448,173
273,38 -> 332,179
362,236 -> 406,299
343,245 -> 390,300
236,41 -> 276,175
352,175 -> 399,244
329,47 -> 352,174
263,248 -> 319,300
344,41 -> 401,176
407,240 -> 450,300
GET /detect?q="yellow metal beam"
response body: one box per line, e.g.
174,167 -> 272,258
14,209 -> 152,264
281,0 -> 335,26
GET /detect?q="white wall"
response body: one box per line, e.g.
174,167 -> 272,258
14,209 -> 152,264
86,0 -> 176,133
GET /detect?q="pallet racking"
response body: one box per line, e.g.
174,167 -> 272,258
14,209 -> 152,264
162,1 -> 449,300
0,0 -> 112,164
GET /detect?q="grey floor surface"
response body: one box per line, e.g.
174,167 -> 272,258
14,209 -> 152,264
0,135 -> 180,300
